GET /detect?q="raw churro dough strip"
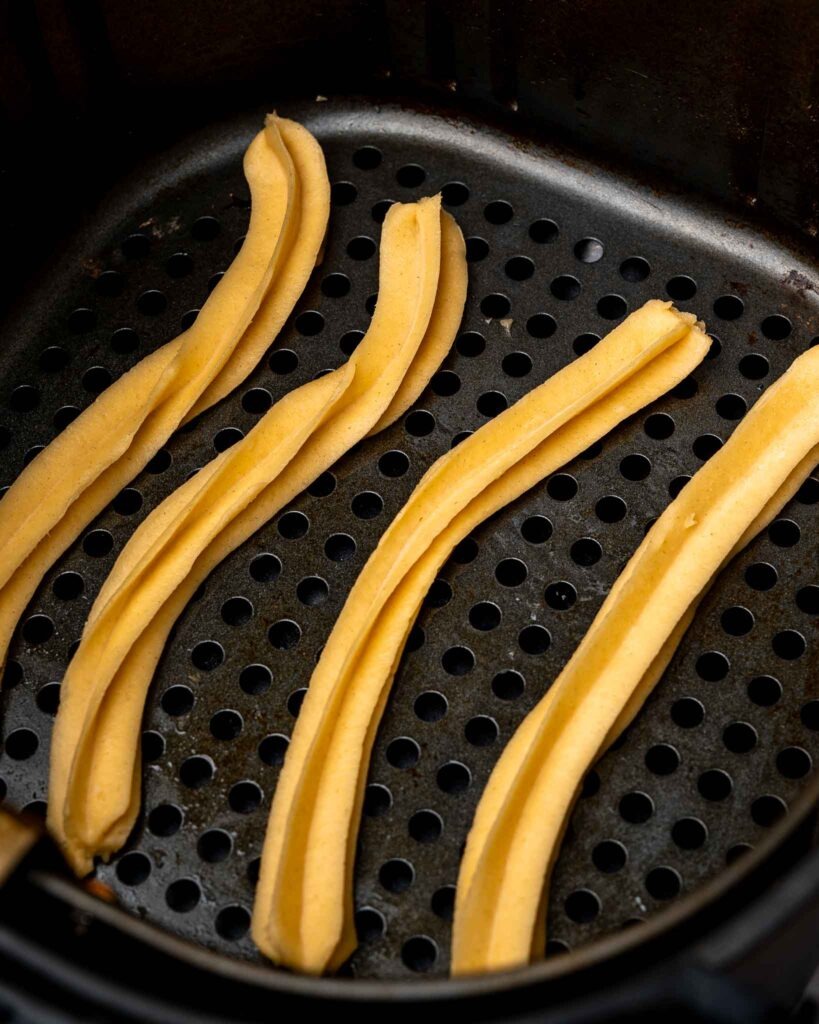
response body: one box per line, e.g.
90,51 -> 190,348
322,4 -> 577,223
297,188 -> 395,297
253,302 -> 709,973
455,442 -> 819,937
315,332 -> 718,969
0,116 -> 329,671
452,347 -> 819,975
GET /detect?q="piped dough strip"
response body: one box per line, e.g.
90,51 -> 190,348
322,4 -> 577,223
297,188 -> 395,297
455,441 -> 819,962
252,302 -> 710,973
452,347 -> 819,976
0,116 -> 329,670
48,198 -> 467,876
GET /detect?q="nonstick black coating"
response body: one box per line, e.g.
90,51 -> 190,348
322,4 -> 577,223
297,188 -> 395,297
0,101 -> 817,981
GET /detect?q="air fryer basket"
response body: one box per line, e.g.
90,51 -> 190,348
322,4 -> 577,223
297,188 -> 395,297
1,2 -> 818,1021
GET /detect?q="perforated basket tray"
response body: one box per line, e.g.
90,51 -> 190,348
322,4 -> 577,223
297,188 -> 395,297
0,99 -> 817,982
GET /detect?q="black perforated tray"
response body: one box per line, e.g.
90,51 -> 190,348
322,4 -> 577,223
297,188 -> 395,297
0,100 -> 817,982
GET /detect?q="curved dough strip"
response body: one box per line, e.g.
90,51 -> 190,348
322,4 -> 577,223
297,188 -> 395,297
253,302 -> 709,973
312,333 -> 718,970
456,442 -> 819,960
452,346 -> 819,974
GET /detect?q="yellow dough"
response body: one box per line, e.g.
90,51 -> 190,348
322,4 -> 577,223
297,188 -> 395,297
49,367 -> 354,870
0,116 -> 329,671
48,198 -> 467,876
253,301 -> 710,974
452,347 -> 819,975
454,442 -> 819,963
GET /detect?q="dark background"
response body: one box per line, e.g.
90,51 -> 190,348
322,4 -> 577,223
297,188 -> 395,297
1,0 -> 818,323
